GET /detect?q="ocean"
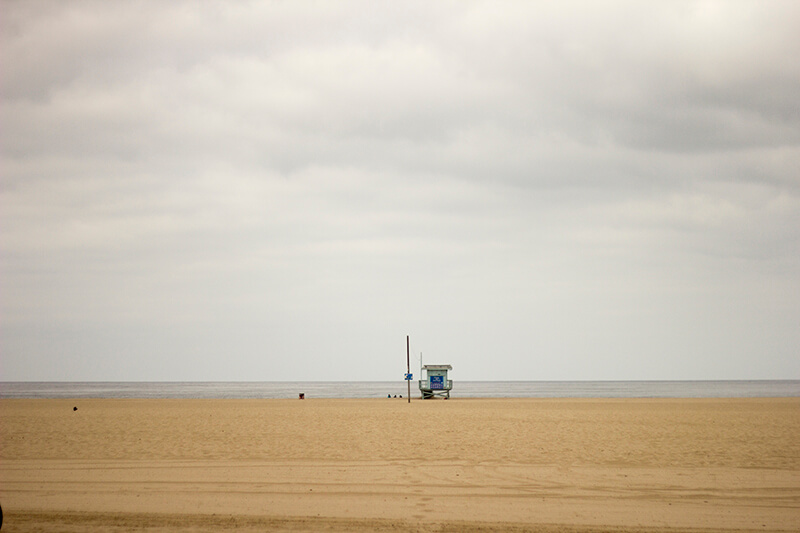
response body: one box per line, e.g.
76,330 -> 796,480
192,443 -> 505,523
1,380 -> 798,399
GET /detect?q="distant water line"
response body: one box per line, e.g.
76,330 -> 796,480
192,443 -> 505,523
1,380 -> 799,399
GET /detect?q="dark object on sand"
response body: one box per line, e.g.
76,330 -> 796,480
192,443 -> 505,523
298,393 -> 304,400
73,406 -> 78,411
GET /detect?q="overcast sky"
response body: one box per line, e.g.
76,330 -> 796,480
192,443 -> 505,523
2,1 -> 799,382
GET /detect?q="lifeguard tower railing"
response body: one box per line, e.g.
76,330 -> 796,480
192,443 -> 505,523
418,379 -> 453,399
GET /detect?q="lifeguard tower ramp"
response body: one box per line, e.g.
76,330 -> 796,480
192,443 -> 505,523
419,364 -> 453,399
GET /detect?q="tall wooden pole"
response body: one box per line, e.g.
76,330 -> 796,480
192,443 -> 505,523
406,335 -> 411,403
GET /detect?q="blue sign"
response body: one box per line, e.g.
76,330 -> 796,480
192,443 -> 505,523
404,373 -> 413,380
430,375 -> 444,389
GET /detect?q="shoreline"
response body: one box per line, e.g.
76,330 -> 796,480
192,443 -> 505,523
2,398 -> 798,531
3,379 -> 798,400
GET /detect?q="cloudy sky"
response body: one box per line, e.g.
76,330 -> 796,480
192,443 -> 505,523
2,1 -> 799,382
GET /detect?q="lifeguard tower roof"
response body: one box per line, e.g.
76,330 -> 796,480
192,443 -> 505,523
422,364 -> 452,370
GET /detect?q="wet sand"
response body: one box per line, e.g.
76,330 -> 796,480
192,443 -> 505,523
1,397 -> 798,532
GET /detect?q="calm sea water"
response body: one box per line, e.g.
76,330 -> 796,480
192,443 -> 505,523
1,380 -> 798,399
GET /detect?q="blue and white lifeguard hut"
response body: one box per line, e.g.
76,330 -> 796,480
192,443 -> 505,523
419,364 -> 453,399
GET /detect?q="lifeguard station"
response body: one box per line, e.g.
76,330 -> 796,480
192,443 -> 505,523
419,364 -> 453,399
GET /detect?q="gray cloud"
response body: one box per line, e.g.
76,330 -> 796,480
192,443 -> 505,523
2,1 -> 799,381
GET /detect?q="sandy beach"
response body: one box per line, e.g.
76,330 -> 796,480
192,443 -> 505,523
1,397 -> 798,532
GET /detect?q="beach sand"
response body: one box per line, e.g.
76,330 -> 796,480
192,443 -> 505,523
0,397 -> 798,532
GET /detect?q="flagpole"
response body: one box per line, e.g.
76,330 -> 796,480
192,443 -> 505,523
406,335 -> 411,403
